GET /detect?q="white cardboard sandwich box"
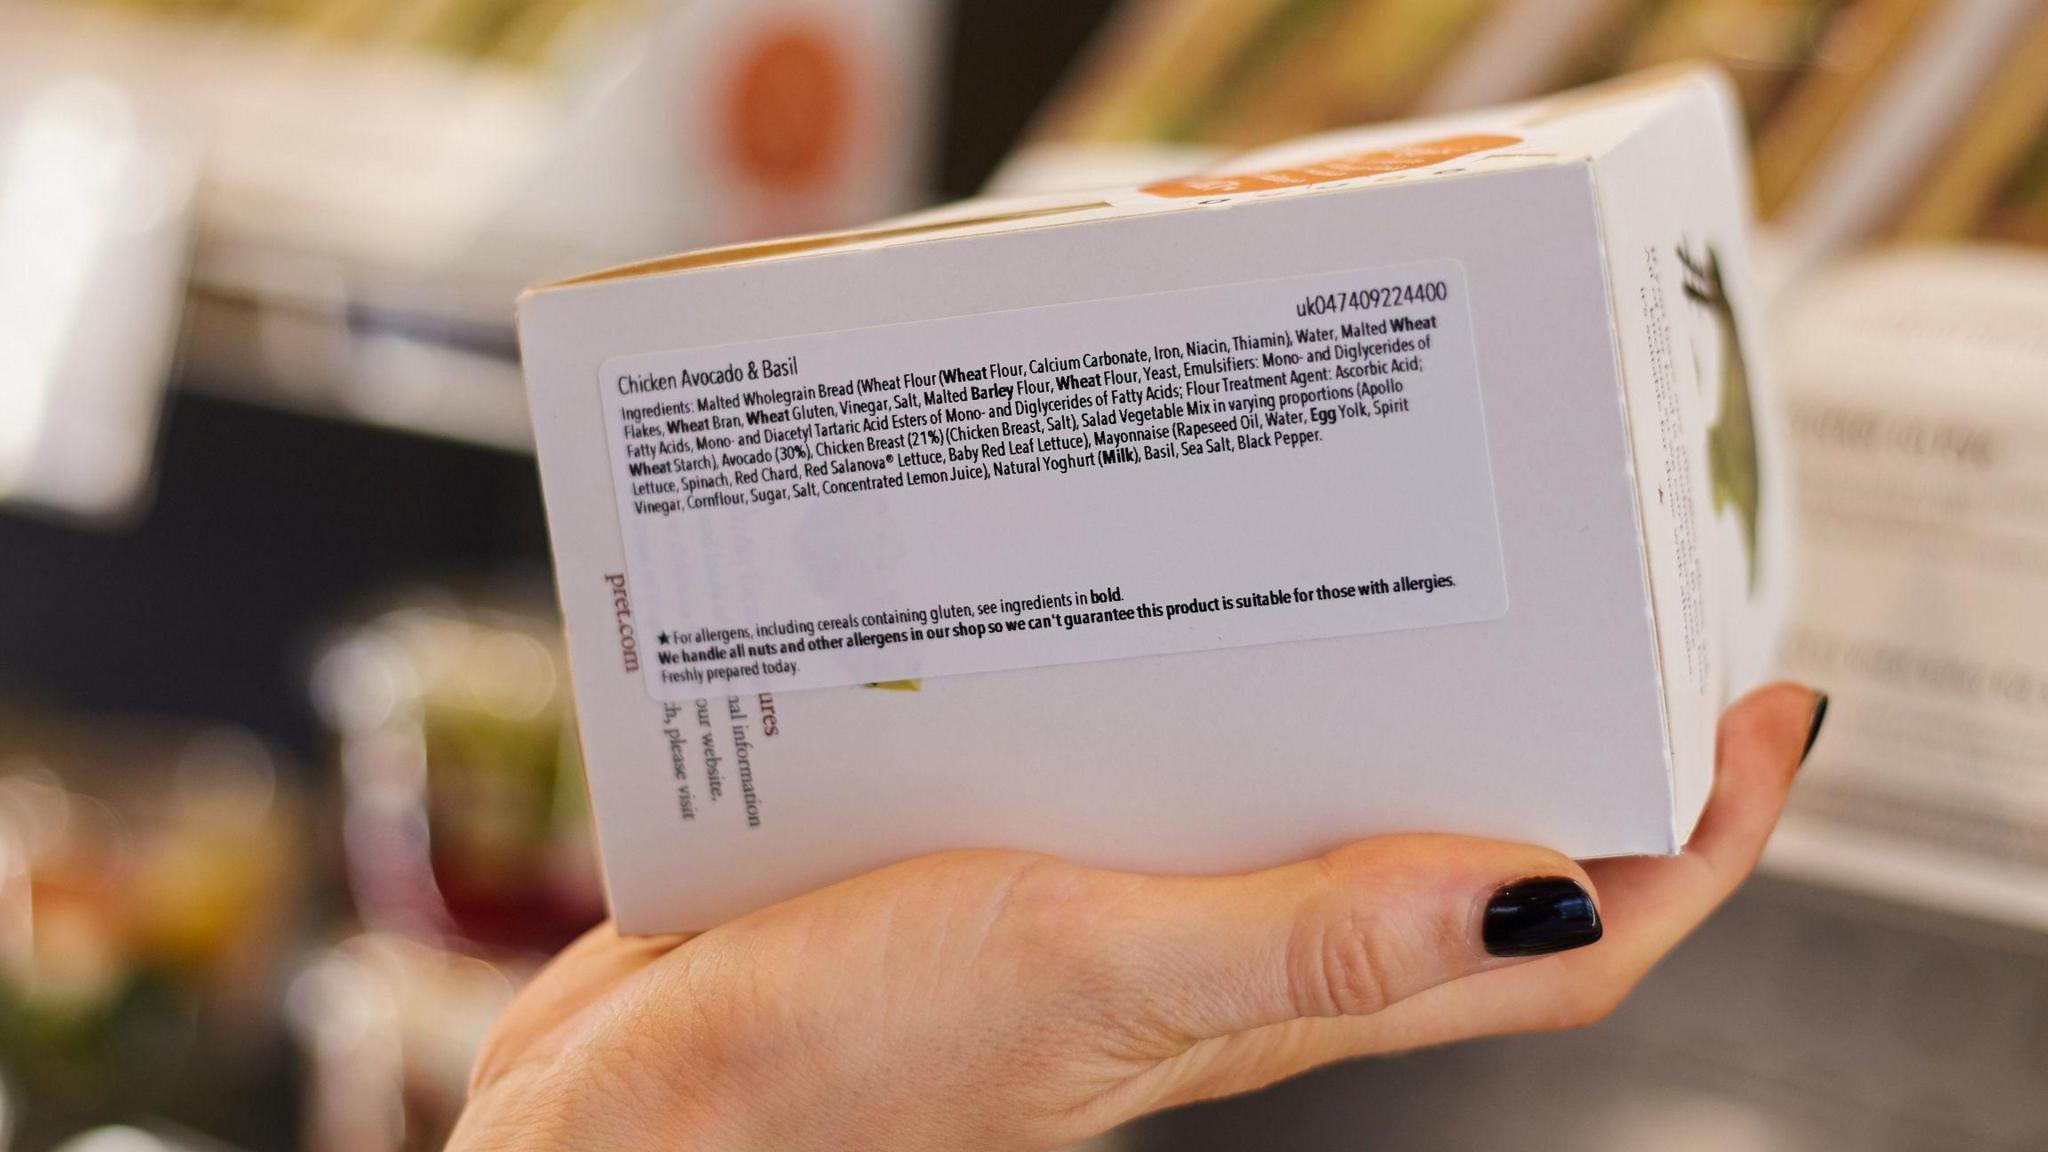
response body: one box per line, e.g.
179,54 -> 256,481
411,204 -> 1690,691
518,68 -> 1785,933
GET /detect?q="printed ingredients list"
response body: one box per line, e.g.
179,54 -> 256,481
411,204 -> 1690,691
600,260 -> 1510,697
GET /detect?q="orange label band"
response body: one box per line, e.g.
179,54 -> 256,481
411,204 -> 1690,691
1142,133 -> 1522,198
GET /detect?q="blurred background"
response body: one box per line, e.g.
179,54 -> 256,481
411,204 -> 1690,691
0,1 -> 2044,1149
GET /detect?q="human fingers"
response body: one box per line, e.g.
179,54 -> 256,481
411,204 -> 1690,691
1155,683 -> 1824,1100
1026,834 -> 1603,1057
1570,681 -> 1823,978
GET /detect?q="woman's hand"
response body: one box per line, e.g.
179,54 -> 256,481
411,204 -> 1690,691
453,684 -> 1824,1152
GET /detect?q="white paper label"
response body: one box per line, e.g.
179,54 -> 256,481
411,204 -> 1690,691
600,259 -> 1506,697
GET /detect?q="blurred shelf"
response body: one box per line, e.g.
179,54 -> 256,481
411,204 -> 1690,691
180,246 -> 534,454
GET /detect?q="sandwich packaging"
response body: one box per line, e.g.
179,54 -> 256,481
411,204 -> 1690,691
517,69 -> 1786,931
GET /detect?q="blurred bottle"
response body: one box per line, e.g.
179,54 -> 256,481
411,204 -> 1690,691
313,599 -> 603,957
300,597 -> 601,1152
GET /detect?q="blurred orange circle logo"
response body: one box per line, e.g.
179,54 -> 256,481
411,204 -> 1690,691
722,25 -> 853,191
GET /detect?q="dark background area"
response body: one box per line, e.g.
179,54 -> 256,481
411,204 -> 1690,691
0,0 -> 1121,766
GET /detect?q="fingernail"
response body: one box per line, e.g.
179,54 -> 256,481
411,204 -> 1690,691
1800,692 -> 1830,767
1484,877 -> 1603,958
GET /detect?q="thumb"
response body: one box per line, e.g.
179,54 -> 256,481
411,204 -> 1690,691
1097,836 -> 1601,1045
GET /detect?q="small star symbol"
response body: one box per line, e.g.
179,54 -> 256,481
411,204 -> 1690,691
657,631 -> 672,644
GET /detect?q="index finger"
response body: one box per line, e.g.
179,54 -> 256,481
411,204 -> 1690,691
1585,680 -> 1823,944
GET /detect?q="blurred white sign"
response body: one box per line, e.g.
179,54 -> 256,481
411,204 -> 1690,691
0,75 -> 193,522
1768,247 -> 2048,933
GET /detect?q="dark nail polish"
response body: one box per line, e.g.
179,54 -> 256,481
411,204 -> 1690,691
1484,877 -> 1603,957
1800,693 -> 1829,767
